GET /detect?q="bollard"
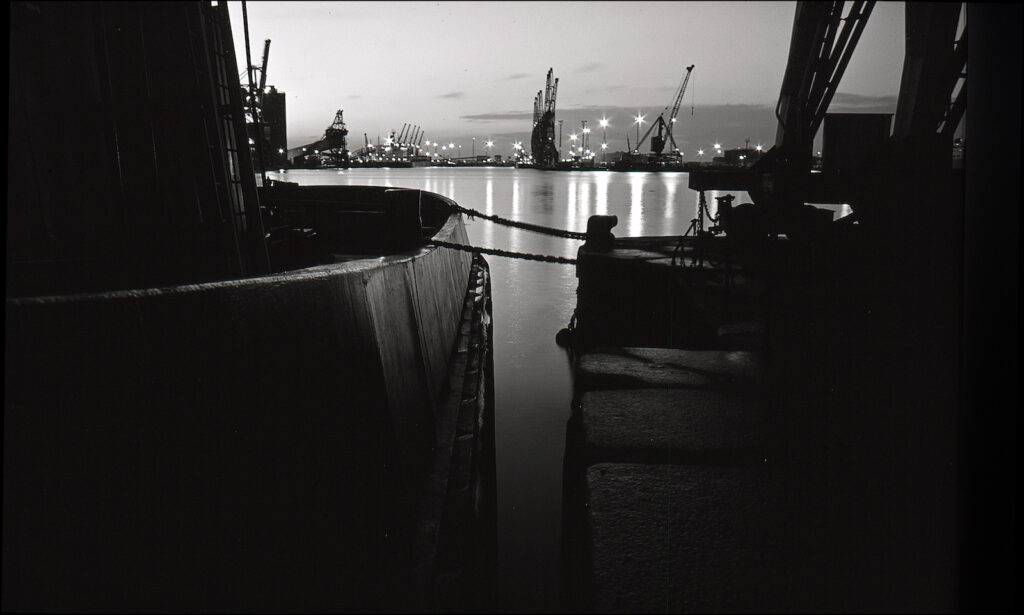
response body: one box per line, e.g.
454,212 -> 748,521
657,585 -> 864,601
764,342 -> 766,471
584,215 -> 618,252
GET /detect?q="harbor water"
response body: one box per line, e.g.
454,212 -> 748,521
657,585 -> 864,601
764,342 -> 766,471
268,167 -> 753,610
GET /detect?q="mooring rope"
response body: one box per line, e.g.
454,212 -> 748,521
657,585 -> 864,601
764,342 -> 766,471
449,204 -> 588,241
429,239 -> 577,265
438,202 -> 714,267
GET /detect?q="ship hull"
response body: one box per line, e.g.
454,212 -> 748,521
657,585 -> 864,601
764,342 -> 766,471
4,188 -> 495,611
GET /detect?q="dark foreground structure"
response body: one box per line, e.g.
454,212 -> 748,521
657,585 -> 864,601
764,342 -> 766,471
6,2 -> 494,611
561,2 -> 1017,611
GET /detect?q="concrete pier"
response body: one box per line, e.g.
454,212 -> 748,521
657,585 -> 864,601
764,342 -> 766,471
563,348 -> 797,611
563,339 -> 959,611
564,187 -> 965,609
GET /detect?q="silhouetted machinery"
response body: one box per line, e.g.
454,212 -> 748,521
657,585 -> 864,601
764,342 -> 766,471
240,38 -> 289,170
689,1 -> 965,244
635,64 -> 695,160
321,110 -> 349,163
294,110 -> 350,167
530,68 -> 560,168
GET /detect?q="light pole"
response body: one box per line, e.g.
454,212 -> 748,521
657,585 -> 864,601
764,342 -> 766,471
599,117 -> 610,164
472,137 -> 476,159
698,148 -> 704,162
569,133 -> 578,160
486,139 -> 493,161
582,121 -> 591,158
634,113 -> 646,153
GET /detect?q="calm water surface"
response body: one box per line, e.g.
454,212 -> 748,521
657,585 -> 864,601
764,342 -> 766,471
268,167 -> 754,611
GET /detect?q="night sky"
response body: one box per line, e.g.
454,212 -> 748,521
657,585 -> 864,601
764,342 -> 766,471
229,1 -> 909,156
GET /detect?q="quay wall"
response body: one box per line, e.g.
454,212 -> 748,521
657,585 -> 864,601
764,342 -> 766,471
3,213 -> 473,610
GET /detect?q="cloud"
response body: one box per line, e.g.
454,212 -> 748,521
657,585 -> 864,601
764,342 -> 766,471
829,92 -> 898,109
505,73 -> 531,80
461,111 -> 534,121
583,85 -> 628,94
437,91 -> 466,99
575,62 -> 605,73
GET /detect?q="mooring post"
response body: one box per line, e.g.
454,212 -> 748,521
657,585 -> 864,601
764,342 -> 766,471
584,215 -> 618,252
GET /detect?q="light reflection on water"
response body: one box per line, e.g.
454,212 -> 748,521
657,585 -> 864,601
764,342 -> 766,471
267,167 -> 750,610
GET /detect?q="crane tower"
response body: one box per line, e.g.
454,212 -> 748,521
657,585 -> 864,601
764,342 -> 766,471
636,64 -> 695,158
530,68 -> 560,168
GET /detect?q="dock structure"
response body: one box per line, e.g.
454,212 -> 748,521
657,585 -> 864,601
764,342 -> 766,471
563,211 -> 961,611
558,1 -> 989,611
563,348 -> 789,612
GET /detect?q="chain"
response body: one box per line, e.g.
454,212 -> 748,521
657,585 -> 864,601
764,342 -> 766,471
430,239 -> 577,265
450,204 -> 587,240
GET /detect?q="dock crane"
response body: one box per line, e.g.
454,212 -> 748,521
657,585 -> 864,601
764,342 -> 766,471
256,38 -> 270,106
636,64 -> 695,157
530,68 -> 560,168
240,38 -> 274,173
242,39 -> 271,117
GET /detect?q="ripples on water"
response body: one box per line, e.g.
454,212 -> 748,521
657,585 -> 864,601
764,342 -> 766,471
268,167 -> 767,610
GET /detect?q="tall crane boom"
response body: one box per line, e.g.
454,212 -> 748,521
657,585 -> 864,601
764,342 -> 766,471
530,67 -> 559,168
664,64 -> 695,152
544,68 -> 553,111
636,63 -> 695,155
258,39 -> 270,96
668,65 -> 695,126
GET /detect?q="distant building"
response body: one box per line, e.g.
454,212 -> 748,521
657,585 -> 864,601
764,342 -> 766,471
260,86 -> 288,168
722,147 -> 763,166
245,85 -> 288,169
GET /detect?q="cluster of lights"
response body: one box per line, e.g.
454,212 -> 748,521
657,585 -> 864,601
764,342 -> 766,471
315,117 -> 770,167
692,142 -> 765,163
276,109 -> 772,168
